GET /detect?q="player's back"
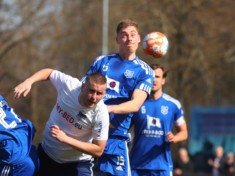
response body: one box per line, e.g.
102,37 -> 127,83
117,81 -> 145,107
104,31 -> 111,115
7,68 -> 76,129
0,95 -> 35,164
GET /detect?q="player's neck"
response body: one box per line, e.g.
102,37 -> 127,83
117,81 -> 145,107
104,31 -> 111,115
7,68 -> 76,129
78,94 -> 95,108
118,51 -> 136,60
150,90 -> 163,100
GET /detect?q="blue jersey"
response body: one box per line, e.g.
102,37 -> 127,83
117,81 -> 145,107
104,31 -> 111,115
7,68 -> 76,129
0,95 -> 35,165
130,93 -> 185,171
84,54 -> 154,138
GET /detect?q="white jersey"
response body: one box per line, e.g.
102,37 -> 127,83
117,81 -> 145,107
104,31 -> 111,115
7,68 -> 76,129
42,70 -> 109,163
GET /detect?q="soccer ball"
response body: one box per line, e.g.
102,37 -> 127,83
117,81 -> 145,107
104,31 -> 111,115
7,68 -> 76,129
142,31 -> 169,58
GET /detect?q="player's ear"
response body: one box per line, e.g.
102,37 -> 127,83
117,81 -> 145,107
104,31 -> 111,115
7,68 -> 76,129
162,78 -> 166,85
138,34 -> 141,43
116,36 -> 119,44
81,83 -> 85,92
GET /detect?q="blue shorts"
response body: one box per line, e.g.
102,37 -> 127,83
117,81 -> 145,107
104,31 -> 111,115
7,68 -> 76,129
0,145 -> 39,176
98,138 -> 131,176
37,144 -> 93,176
131,169 -> 172,176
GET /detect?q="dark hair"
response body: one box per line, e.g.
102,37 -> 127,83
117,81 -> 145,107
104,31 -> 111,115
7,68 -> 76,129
86,72 -> 107,85
151,63 -> 168,78
116,19 -> 139,34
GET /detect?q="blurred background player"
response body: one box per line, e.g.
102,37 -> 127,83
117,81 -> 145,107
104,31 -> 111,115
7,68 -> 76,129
223,152 -> 235,176
173,147 -> 195,176
82,19 -> 154,175
0,95 -> 39,176
208,145 -> 226,176
129,64 -> 188,176
14,69 -> 109,176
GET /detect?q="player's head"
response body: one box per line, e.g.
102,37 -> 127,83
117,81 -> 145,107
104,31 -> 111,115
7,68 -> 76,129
150,64 -> 168,93
116,19 -> 141,55
116,19 -> 139,34
80,72 -> 107,108
151,64 -> 168,78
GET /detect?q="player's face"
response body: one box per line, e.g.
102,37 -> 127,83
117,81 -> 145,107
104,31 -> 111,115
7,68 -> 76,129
80,81 -> 106,108
116,26 -> 140,54
152,68 -> 165,92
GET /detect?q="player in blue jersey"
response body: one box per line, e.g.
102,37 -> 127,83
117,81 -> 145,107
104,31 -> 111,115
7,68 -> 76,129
14,70 -> 109,176
130,64 -> 188,176
82,19 -> 155,176
0,95 -> 39,176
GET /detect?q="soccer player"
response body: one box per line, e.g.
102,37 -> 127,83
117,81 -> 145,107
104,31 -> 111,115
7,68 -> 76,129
130,64 -> 188,176
82,19 -> 155,175
0,95 -> 39,176
14,69 -> 109,176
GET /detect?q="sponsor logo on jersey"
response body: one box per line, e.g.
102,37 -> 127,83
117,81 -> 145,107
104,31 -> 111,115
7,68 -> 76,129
97,121 -> 102,137
56,103 -> 83,130
106,77 -> 120,93
124,70 -> 134,78
104,94 -> 117,100
143,129 -> 164,137
161,106 -> 169,115
76,111 -> 87,119
147,115 -> 161,129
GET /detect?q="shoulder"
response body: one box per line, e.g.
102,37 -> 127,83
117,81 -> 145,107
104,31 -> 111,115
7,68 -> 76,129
95,101 -> 109,121
50,70 -> 81,87
134,57 -> 154,76
51,70 -> 77,80
96,100 -> 108,113
162,93 -> 182,109
93,53 -> 118,64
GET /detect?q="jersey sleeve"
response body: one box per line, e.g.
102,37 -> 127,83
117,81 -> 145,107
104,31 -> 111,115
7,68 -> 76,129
174,101 -> 186,126
135,67 -> 155,95
92,103 -> 109,140
50,70 -> 81,93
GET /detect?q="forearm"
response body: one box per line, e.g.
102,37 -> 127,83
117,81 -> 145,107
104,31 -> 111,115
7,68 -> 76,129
63,136 -> 105,157
166,123 -> 188,143
108,100 -> 141,114
108,89 -> 147,114
25,68 -> 53,84
14,68 -> 53,98
173,130 -> 188,143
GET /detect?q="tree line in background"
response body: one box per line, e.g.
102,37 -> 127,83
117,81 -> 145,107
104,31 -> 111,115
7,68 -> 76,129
0,0 -> 234,144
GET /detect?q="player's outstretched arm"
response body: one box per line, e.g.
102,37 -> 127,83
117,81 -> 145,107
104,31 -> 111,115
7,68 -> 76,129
14,68 -> 53,99
108,89 -> 147,114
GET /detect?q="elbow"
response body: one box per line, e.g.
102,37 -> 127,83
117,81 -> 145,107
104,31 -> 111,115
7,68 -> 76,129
92,146 -> 105,158
93,150 -> 104,158
132,106 -> 140,112
94,153 -> 102,158
183,132 -> 188,141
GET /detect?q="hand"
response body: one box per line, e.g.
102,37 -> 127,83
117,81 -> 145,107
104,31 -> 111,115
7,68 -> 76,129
50,125 -> 68,143
165,131 -> 175,143
14,80 -> 32,98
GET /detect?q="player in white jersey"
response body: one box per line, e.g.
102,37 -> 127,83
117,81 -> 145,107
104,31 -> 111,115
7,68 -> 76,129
83,19 -> 155,176
14,69 -> 109,176
130,64 -> 188,176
